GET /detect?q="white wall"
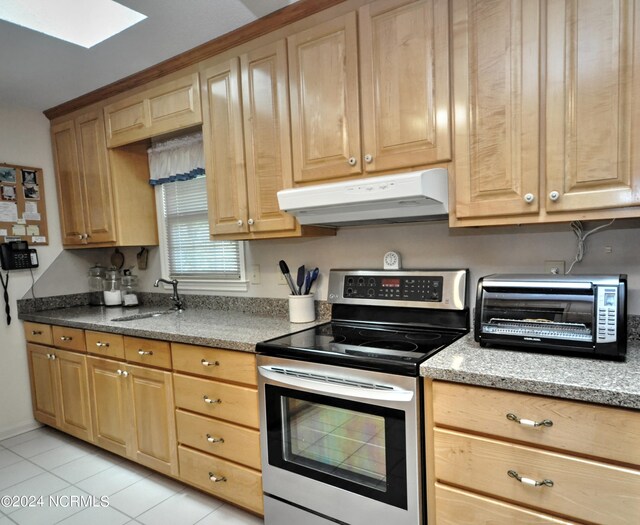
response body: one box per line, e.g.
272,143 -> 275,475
0,104 -> 61,439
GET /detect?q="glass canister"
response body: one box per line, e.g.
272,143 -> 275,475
121,270 -> 139,307
88,264 -> 106,306
103,268 -> 122,306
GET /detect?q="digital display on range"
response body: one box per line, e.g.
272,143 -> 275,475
343,275 -> 443,302
381,278 -> 401,288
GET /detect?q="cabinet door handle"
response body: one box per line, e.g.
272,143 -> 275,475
508,470 -> 554,488
137,349 -> 153,356
506,413 -> 553,428
364,154 -> 373,163
203,395 -> 221,405
523,193 -> 535,203
31,330 -> 42,335
49,354 -> 57,360
96,341 -> 110,347
348,157 -> 357,166
60,336 -> 73,341
116,369 -> 123,376
208,472 -> 227,483
247,218 -> 254,226
549,190 -> 560,202
236,219 -> 244,227
201,359 -> 219,367
121,371 -> 129,377
206,434 -> 225,444
46,353 -> 53,360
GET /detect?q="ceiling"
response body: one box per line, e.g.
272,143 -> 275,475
0,0 -> 297,112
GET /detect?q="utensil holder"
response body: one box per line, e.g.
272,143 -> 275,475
289,294 -> 315,323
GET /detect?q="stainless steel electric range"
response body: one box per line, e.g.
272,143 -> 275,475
257,269 -> 469,525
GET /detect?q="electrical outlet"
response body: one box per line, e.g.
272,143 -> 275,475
250,265 -> 261,284
544,260 -> 565,275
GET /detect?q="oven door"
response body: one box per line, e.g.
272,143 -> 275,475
258,355 -> 422,525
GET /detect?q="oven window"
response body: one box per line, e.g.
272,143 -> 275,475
265,385 -> 407,509
480,290 -> 594,341
284,399 -> 386,490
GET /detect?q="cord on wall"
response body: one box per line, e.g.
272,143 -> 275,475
566,219 -> 616,274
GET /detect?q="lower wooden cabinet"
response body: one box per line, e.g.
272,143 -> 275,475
27,343 -> 93,442
427,380 -> 640,524
86,356 -> 178,476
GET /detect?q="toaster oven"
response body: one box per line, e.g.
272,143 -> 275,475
475,274 -> 627,360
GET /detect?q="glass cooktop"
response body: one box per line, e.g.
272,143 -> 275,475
256,321 -> 466,376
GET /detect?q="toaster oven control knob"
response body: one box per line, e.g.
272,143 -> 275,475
549,190 -> 560,202
524,193 -> 535,203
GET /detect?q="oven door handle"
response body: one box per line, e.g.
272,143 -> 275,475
258,366 -> 414,402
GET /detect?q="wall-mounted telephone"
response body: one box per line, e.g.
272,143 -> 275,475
0,241 -> 39,271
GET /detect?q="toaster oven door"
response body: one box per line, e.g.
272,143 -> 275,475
477,288 -> 595,346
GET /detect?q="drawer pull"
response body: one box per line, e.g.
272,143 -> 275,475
49,354 -> 57,360
96,341 -> 110,347
31,330 -> 43,335
506,413 -> 553,428
201,359 -> 220,367
206,434 -> 225,444
60,336 -> 73,341
137,349 -> 154,356
508,470 -> 554,488
203,395 -> 221,405
208,472 -> 227,483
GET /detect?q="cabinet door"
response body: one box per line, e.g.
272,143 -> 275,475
127,364 -> 178,476
546,0 -> 640,212
51,119 -> 86,245
288,12 -> 361,183
87,356 -> 131,457
241,40 -> 296,233
202,58 -> 249,236
76,110 -> 116,244
55,349 -> 92,442
359,0 -> 451,172
452,0 -> 541,219
26,344 -> 58,427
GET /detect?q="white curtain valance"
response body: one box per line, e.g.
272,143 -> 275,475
148,132 -> 205,186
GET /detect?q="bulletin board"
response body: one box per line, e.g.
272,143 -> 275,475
0,163 -> 48,245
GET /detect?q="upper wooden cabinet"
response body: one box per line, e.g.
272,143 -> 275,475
359,0 -> 451,173
104,72 -> 202,148
288,0 -> 451,184
201,43 -> 335,240
452,0 -> 541,220
452,0 -> 640,226
546,0 -> 640,213
51,107 -> 158,248
288,12 -> 362,183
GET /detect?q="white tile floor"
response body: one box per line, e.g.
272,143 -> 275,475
0,427 -> 264,525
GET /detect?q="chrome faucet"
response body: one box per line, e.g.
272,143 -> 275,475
154,278 -> 184,311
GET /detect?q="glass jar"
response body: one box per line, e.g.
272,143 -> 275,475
88,264 -> 106,306
121,271 -> 139,307
103,268 -> 122,306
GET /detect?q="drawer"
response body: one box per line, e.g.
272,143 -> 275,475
434,428 -> 640,525
52,326 -> 86,352
24,322 -> 52,345
172,343 -> 257,386
85,331 -> 125,360
178,445 -> 263,515
124,337 -> 171,369
176,409 -> 261,470
435,483 -> 578,524
432,381 -> 640,465
173,374 -> 259,428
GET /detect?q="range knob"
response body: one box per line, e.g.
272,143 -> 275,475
346,288 -> 354,296
346,277 -> 354,286
357,277 -> 365,286
367,289 -> 375,297
368,278 -> 376,286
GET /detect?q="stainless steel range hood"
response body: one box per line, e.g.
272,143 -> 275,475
277,169 -> 449,227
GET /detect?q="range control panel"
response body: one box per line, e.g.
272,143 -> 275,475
343,274 -> 443,302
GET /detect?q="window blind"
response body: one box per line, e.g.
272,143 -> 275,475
161,175 -> 241,279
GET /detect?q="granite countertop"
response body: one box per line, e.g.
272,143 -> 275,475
19,305 -> 322,353
421,333 -> 640,410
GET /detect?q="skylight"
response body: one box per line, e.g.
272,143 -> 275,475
0,0 -> 147,48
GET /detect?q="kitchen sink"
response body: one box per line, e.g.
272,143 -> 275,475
110,309 -> 179,322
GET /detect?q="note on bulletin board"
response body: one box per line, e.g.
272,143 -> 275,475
0,163 -> 49,245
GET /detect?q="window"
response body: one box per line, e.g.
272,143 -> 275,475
157,174 -> 247,291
